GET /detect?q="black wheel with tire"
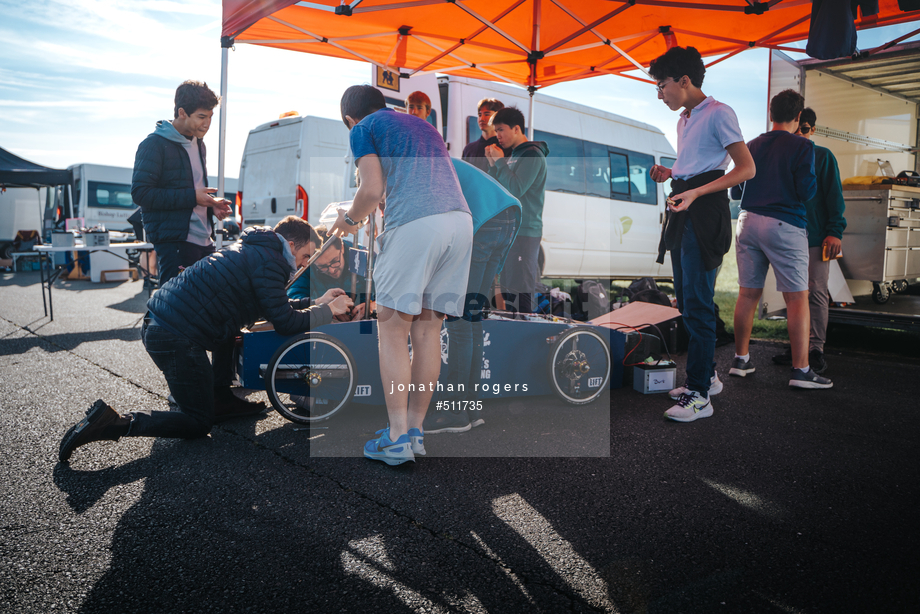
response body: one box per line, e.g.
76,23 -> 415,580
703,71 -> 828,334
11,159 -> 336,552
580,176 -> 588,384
264,332 -> 357,423
0,242 -> 13,260
892,279 -> 909,294
871,283 -> 890,305
546,327 -> 611,405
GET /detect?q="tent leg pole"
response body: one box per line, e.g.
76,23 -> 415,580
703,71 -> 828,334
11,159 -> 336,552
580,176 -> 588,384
217,45 -> 229,249
528,88 -> 535,141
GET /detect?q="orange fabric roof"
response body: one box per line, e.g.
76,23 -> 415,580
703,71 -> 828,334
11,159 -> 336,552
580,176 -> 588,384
222,1 -> 920,89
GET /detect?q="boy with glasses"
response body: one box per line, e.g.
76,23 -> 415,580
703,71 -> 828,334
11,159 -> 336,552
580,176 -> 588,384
287,226 -> 372,322
648,46 -> 756,422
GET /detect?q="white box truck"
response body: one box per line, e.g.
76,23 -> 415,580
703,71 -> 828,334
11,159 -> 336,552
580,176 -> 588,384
236,115 -> 352,229
0,187 -> 47,259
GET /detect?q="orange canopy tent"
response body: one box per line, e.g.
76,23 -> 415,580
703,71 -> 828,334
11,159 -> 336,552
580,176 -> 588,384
214,0 -> 920,191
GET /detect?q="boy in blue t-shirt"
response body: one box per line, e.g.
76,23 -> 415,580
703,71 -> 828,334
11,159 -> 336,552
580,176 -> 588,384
329,85 -> 473,465
648,46 -> 756,423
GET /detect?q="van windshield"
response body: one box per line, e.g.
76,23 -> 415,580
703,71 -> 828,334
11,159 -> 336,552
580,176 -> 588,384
88,181 -> 135,209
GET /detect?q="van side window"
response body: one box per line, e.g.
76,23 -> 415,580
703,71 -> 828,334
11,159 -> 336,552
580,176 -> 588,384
659,156 -> 677,201
467,116 -> 478,147
584,141 -> 610,198
609,152 -> 630,197
535,130 -> 585,194
628,152 -> 657,205
88,181 -> 135,209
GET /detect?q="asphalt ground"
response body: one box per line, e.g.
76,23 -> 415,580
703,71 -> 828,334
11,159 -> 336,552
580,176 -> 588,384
1,272 -> 919,613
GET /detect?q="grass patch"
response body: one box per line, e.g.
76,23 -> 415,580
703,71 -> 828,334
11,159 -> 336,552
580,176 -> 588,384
540,224 -> 791,342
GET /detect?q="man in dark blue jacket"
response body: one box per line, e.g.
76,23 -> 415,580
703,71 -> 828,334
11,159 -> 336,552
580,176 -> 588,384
58,217 -> 353,463
729,89 -> 831,390
131,80 -> 232,286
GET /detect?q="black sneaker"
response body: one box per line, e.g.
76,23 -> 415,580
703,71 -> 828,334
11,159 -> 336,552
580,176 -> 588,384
423,410 -> 471,434
729,356 -> 756,377
213,389 -> 267,423
789,368 -> 833,389
771,349 -> 792,365
809,349 -> 828,375
59,400 -> 131,463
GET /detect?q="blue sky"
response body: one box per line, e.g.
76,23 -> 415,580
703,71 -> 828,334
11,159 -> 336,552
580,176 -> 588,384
2,0 -> 918,177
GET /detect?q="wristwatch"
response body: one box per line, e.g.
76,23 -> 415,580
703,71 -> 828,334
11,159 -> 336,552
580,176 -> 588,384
343,212 -> 360,226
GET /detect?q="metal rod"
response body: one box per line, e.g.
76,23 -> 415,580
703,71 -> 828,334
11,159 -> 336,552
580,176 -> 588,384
364,212 -> 376,319
285,238 -> 336,291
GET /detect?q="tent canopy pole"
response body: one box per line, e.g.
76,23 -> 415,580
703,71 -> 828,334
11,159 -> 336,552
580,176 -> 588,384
217,41 -> 231,248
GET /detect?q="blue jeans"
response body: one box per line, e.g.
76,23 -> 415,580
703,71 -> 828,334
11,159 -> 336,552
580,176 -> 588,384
445,210 -> 517,402
131,320 -> 214,438
670,219 -> 718,396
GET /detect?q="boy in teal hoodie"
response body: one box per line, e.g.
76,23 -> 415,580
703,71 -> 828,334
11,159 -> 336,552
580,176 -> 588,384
486,106 -> 549,314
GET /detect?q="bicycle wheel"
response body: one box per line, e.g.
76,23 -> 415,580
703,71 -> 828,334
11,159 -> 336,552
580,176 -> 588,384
546,327 -> 611,405
264,332 -> 357,423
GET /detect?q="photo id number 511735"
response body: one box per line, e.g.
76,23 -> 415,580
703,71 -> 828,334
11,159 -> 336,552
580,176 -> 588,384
437,401 -> 482,411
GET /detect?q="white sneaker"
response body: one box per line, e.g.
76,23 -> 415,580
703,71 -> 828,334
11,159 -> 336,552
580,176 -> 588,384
664,391 -> 713,423
669,371 -> 723,400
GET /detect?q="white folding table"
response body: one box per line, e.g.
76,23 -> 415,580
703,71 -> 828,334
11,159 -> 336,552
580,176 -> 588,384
34,242 -> 153,321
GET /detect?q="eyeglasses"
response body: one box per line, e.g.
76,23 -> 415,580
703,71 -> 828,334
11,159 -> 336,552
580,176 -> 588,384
315,255 -> 342,273
656,78 -> 675,93
799,124 -> 813,134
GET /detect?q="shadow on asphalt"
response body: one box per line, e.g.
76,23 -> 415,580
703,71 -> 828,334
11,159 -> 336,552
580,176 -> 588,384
0,326 -> 142,355
50,425 -> 614,613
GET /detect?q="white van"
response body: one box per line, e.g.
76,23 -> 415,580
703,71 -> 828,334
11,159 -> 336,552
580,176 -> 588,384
372,73 -> 677,280
236,115 -> 351,229
65,163 -> 237,235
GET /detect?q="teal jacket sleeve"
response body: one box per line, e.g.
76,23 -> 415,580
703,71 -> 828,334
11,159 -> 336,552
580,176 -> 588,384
821,150 -> 847,240
286,271 -> 310,300
488,149 -> 543,199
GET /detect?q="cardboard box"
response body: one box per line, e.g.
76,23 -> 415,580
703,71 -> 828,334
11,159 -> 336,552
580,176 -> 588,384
51,232 -> 75,248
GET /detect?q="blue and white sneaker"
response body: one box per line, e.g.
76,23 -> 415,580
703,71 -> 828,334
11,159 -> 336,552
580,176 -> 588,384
364,428 -> 415,466
407,427 -> 426,456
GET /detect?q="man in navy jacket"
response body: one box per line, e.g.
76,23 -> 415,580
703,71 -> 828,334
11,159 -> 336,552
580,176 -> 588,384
59,217 -> 353,463
131,80 -> 232,286
730,89 -> 831,390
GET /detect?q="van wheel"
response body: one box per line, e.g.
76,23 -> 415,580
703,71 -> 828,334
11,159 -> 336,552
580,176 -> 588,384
0,243 -> 12,260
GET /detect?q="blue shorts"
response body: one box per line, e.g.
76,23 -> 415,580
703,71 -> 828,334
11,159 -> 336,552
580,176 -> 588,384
735,210 -> 808,293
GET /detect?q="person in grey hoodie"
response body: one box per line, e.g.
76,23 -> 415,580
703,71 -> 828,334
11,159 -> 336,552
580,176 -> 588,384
131,80 -> 232,287
131,80 -> 251,416
485,106 -> 549,315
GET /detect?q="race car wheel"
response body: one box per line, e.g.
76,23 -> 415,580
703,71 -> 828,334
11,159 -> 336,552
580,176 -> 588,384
547,327 -> 611,405
265,332 -> 357,423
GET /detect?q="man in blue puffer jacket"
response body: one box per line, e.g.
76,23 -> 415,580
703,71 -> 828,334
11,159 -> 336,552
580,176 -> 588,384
58,217 -> 353,463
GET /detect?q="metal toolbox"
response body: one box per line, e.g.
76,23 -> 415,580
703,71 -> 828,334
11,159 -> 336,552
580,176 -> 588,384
840,185 -> 920,303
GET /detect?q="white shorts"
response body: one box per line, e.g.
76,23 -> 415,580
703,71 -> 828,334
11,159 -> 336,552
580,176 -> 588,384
373,210 -> 473,317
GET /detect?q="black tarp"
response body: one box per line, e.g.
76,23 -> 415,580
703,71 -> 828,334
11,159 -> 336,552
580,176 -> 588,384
0,146 -> 71,188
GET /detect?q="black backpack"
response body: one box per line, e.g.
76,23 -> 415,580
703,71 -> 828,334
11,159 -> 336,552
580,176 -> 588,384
573,280 -> 611,321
